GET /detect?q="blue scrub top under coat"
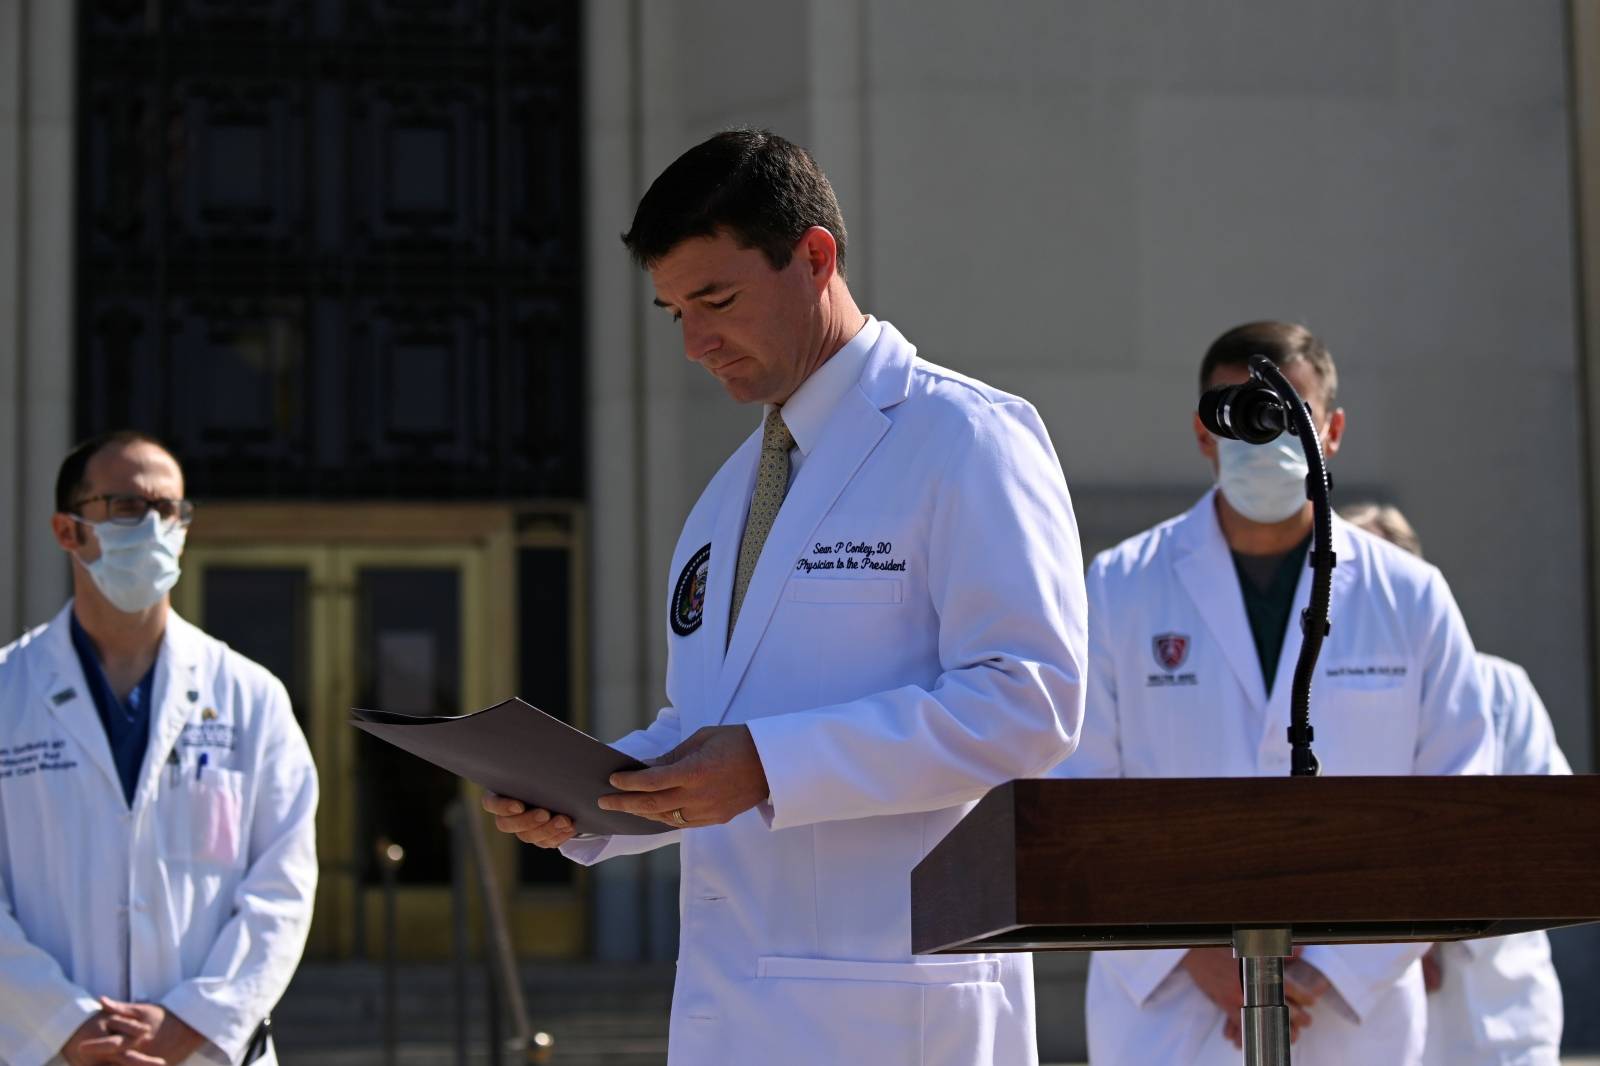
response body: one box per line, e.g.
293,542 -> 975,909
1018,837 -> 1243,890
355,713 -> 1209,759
69,610 -> 156,807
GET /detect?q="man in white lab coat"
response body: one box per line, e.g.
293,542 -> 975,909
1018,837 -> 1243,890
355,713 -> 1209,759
1050,321 -> 1494,1066
1343,501 -> 1567,1066
0,431 -> 318,1066
483,129 -> 1088,1065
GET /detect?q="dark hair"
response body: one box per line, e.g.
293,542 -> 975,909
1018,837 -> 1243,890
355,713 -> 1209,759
621,128 -> 848,277
55,430 -> 181,514
1198,321 -> 1339,408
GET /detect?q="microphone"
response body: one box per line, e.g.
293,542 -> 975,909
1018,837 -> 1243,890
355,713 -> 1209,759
1198,379 -> 1288,445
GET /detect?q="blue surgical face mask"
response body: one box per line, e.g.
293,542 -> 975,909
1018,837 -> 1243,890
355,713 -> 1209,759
73,511 -> 186,614
1215,434 -> 1311,524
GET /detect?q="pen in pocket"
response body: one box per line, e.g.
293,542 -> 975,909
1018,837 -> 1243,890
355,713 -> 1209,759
167,749 -> 179,786
196,752 -> 208,782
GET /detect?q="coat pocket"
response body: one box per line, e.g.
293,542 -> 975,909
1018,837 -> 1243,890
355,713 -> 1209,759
159,764 -> 247,868
786,577 -> 904,605
747,956 -> 1005,1066
756,955 -> 999,984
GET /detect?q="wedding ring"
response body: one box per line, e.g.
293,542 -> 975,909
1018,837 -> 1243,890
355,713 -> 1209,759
670,809 -> 688,827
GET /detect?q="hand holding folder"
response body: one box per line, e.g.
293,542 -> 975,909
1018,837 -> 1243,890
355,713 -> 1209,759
349,698 -> 672,836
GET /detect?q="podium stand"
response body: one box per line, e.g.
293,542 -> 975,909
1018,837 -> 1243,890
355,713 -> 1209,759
911,776 -> 1600,1064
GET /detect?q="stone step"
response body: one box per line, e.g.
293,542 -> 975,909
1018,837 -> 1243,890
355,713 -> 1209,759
272,956 -> 1093,1063
272,961 -> 673,1059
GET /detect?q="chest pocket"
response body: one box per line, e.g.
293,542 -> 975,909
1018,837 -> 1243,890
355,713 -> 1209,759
786,577 -> 903,605
1317,663 -> 1416,772
159,762 -> 247,869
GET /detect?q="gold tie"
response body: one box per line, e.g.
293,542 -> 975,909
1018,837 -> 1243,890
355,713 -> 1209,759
729,408 -> 795,640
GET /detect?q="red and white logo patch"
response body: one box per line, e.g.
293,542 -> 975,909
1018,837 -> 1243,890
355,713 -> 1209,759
1152,633 -> 1190,672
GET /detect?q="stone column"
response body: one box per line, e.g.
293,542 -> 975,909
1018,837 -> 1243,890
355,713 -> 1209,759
0,0 -> 75,640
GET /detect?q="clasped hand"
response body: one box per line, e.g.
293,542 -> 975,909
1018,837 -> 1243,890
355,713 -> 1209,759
1182,947 -> 1331,1048
63,998 -> 206,1065
483,725 -> 769,847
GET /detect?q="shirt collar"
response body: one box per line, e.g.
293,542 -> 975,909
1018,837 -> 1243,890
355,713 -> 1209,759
769,316 -> 882,457
69,607 -> 160,717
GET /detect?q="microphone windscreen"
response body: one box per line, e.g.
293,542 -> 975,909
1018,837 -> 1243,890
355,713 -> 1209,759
1197,385 -> 1237,439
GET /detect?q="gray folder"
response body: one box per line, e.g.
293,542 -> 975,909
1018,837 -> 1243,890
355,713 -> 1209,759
350,698 -> 671,836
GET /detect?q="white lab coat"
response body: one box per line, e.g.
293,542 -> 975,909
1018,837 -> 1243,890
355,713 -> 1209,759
0,605 -> 318,1066
1421,653 -> 1568,1066
1051,491 -> 1493,1066
562,321 -> 1087,1066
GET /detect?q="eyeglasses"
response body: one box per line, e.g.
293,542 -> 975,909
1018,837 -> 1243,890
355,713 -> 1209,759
71,494 -> 195,529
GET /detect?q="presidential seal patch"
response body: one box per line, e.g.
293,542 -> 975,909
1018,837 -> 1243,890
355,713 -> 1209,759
671,543 -> 711,636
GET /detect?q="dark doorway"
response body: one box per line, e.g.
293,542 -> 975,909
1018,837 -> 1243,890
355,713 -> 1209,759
76,0 -> 584,500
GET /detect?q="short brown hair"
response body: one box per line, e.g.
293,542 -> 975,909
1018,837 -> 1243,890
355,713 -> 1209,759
621,128 -> 848,277
1340,501 -> 1423,558
1199,321 -> 1338,409
55,430 -> 181,514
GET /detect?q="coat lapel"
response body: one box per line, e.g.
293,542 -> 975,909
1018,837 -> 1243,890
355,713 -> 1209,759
712,390 -> 891,724
36,605 -> 123,798
702,433 -> 761,687
1172,491 -> 1270,710
133,613 -> 202,809
709,324 -> 916,725
1261,517 -> 1360,749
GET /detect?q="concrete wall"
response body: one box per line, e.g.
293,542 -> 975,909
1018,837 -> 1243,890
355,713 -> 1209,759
0,0 -> 74,643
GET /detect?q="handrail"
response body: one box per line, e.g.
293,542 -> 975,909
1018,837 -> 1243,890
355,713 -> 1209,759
447,799 -> 556,1065
375,839 -> 404,1066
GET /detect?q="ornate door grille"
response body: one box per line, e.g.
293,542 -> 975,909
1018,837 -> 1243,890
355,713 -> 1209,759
77,0 -> 583,499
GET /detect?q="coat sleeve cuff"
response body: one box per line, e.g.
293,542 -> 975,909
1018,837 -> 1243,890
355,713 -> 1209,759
746,714 -> 816,829
559,829 -> 682,866
1297,943 -> 1423,1023
1096,948 -> 1188,1006
1454,934 -> 1490,960
9,995 -> 100,1066
159,986 -> 254,1064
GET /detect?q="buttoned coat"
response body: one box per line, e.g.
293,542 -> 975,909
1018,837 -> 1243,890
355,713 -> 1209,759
1050,491 -> 1493,1066
564,321 -> 1088,1066
0,606 -> 317,1066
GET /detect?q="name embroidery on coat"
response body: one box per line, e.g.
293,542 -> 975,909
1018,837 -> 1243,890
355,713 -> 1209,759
0,738 -> 78,779
795,539 -> 908,573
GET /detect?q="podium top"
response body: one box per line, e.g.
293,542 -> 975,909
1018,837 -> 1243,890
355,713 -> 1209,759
911,776 -> 1600,955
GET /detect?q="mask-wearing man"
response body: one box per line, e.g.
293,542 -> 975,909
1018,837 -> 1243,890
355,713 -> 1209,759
482,128 -> 1088,1066
1343,501 -> 1567,1066
1049,321 -> 1494,1066
0,431 -> 318,1066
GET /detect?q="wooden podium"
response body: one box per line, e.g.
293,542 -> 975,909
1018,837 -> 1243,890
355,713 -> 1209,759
911,776 -> 1600,1063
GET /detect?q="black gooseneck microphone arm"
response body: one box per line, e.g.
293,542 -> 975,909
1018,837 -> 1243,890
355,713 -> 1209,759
1243,354 -> 1332,778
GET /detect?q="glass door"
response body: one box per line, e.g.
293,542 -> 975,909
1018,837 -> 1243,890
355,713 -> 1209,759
175,523 -> 587,961
334,546 -> 484,959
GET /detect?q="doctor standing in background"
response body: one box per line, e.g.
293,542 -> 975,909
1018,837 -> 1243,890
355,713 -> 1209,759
0,431 -> 318,1066
1049,321 -> 1494,1066
1343,500 -> 1567,1066
483,128 -> 1088,1066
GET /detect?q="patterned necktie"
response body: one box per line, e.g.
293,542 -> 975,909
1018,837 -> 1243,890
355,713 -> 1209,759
729,408 -> 795,640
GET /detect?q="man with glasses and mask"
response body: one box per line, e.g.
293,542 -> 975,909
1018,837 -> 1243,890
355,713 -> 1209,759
1048,322 -> 1493,1066
0,431 -> 317,1066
